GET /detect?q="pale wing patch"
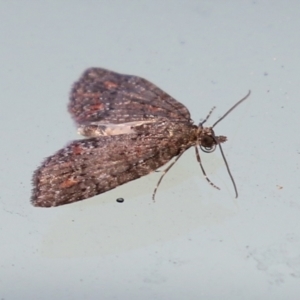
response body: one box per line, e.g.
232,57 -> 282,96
78,120 -> 156,137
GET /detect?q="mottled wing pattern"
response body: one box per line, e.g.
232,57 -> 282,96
32,121 -> 192,207
69,68 -> 191,126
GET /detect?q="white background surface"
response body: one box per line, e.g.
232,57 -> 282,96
1,1 -> 300,299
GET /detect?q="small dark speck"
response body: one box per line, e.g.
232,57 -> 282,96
264,72 -> 268,76
116,198 -> 124,203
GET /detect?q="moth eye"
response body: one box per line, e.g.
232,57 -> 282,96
200,136 -> 216,153
201,135 -> 214,147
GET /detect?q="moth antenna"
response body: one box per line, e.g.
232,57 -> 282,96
200,106 -> 216,126
152,151 -> 185,201
217,142 -> 238,198
210,91 -> 250,197
195,146 -> 220,191
212,90 -> 251,128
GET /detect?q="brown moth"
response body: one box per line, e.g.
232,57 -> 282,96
32,68 -> 250,207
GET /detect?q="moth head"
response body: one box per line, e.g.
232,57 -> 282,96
196,91 -> 251,198
199,127 -> 227,153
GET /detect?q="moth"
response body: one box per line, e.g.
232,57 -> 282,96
32,68 -> 250,207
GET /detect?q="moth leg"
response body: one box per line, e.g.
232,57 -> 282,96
152,151 -> 185,201
194,146 -> 220,191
